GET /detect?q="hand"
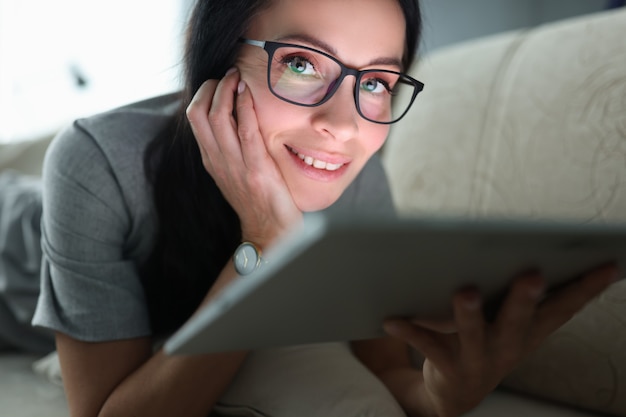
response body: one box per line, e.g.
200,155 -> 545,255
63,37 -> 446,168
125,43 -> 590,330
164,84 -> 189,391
383,264 -> 621,417
186,68 -> 302,248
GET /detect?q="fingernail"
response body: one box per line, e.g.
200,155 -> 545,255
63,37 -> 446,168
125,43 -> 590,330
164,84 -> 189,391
237,80 -> 246,95
225,67 -> 237,76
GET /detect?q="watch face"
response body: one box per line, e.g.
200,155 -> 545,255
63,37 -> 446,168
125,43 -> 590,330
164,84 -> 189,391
235,242 -> 260,275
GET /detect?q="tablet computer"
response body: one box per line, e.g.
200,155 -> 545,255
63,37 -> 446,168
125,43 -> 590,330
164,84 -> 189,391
164,213 -> 626,355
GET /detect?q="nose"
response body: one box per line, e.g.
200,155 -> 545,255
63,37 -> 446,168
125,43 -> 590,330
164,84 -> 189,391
311,79 -> 359,142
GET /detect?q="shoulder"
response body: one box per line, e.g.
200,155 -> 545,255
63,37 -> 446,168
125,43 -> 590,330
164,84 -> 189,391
42,93 -> 182,260
45,93 -> 181,180
44,93 -> 180,202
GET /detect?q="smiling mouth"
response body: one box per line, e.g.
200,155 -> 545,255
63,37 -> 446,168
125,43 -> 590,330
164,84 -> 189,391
287,146 -> 346,172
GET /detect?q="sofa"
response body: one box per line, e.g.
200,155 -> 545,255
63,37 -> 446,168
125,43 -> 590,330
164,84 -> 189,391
384,6 -> 626,417
1,6 -> 625,417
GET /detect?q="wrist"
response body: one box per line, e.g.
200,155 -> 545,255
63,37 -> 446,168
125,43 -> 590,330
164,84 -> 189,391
239,229 -> 278,251
240,212 -> 303,250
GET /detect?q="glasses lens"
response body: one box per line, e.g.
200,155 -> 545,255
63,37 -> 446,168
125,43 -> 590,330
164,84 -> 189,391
358,71 -> 416,123
268,45 -> 417,124
269,46 -> 341,105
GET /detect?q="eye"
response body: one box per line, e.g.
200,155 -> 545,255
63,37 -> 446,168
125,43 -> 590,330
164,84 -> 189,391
360,77 -> 390,94
283,55 -> 317,76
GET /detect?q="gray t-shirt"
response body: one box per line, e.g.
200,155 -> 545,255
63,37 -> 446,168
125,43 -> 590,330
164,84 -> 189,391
32,94 -> 395,342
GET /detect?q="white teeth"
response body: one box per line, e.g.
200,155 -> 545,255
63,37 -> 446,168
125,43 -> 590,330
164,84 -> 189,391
325,162 -> 344,171
290,147 -> 345,172
313,159 -> 326,169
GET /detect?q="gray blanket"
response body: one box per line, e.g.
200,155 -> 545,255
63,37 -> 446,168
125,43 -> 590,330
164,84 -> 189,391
0,171 -> 54,353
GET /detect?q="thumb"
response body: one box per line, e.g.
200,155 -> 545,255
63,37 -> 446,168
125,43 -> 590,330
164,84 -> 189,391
384,319 -> 450,367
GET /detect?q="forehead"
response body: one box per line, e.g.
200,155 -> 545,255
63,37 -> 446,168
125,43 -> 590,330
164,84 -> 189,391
247,0 -> 406,68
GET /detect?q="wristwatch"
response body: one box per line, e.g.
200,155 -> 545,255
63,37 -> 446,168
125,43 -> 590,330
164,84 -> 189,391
233,241 -> 264,276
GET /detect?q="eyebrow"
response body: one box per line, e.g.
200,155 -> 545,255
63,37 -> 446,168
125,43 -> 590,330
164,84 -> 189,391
275,33 -> 403,69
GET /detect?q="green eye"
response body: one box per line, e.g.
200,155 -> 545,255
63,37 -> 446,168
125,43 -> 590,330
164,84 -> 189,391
286,56 -> 315,75
362,79 -> 376,91
361,78 -> 387,94
289,57 -> 305,73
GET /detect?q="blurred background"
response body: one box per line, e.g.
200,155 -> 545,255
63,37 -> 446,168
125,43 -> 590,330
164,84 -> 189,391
0,0 -> 620,144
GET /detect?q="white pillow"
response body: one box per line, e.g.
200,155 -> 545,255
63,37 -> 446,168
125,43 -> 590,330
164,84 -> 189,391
36,342 -> 406,416
215,342 -> 406,417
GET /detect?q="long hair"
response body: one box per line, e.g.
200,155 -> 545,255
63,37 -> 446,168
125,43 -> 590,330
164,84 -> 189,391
142,0 -> 422,336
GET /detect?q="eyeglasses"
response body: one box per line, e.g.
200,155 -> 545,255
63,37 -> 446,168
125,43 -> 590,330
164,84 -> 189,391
240,38 -> 424,125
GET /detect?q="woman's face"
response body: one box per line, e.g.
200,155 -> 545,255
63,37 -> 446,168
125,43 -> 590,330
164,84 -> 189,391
236,0 -> 406,212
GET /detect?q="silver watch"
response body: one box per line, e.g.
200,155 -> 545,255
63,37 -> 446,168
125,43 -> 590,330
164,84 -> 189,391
233,242 -> 263,276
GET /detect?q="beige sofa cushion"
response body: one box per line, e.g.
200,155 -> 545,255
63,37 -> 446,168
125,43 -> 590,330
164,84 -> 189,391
384,8 -> 626,417
385,8 -> 626,221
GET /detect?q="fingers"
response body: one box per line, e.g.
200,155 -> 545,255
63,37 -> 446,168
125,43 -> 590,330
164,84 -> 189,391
384,291 -> 488,380
235,80 -> 273,172
187,69 -> 269,175
206,68 -> 245,164
486,273 -> 544,368
531,264 -> 620,344
494,274 -> 544,337
384,265 -> 621,415
186,78 -> 220,170
452,289 -> 486,372
410,317 -> 457,334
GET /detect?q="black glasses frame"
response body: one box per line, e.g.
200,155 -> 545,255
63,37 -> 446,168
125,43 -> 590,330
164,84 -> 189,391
240,38 -> 424,124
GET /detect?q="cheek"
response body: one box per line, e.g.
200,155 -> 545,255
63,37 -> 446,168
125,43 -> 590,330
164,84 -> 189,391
248,88 -> 305,147
254,103 -> 292,152
363,125 -> 390,156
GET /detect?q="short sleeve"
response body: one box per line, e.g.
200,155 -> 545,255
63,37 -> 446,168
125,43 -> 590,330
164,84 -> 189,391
32,122 -> 151,341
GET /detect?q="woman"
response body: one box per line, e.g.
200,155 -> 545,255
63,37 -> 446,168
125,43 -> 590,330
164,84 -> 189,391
26,0 -> 619,416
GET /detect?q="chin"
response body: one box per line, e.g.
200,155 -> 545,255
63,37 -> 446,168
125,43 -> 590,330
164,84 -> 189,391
294,191 -> 343,213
